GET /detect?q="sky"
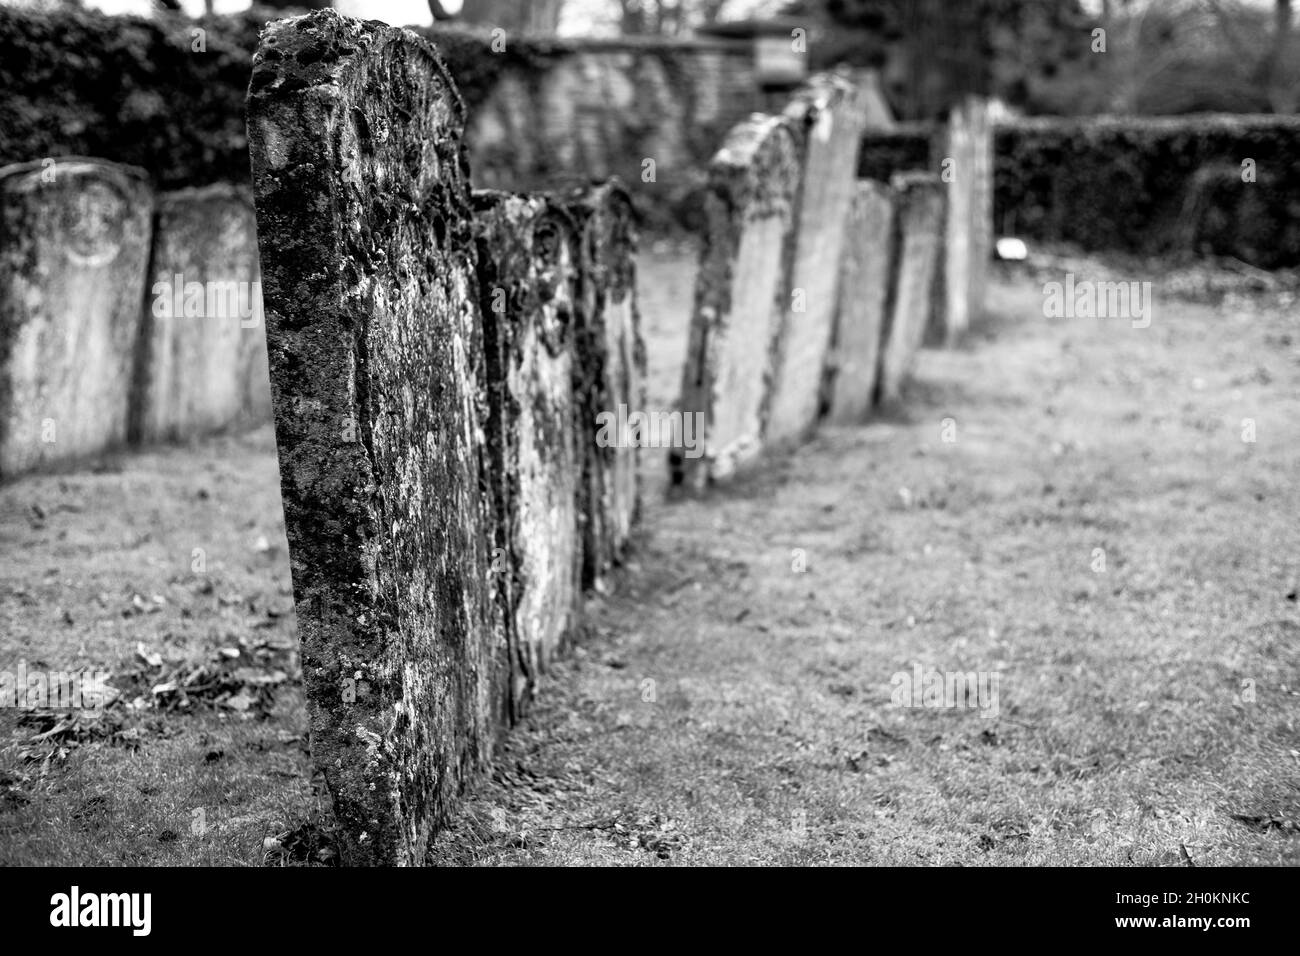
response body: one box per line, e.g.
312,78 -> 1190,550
74,0 -> 783,34
60,0 -> 1278,33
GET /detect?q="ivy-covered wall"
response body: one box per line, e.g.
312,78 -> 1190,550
0,6 -> 264,189
0,5 -> 759,230
5,5 -> 1297,263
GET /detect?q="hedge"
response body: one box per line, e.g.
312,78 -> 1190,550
995,115 -> 1300,269
0,4 -> 559,191
858,123 -> 937,182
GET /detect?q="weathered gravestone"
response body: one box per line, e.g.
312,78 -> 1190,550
936,104 -> 972,346
671,114 -> 800,490
135,184 -> 271,443
473,190 -> 583,717
878,172 -> 943,406
967,98 -> 994,322
933,96 -> 993,346
764,71 -> 878,446
0,159 -> 152,478
567,181 -> 644,588
825,179 -> 895,423
247,11 -> 507,866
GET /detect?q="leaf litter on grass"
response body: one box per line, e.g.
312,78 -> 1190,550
9,633 -> 300,769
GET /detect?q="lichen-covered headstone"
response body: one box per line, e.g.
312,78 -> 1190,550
473,190 -> 582,717
567,181 -> 644,588
0,159 -> 152,478
878,173 -> 943,406
826,179 -> 895,423
136,184 -> 270,443
765,71 -> 878,446
247,11 -> 506,866
671,115 -> 800,490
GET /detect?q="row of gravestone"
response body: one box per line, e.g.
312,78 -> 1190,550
247,7 -> 993,862
245,11 -> 994,864
246,11 -> 645,866
671,91 -> 992,488
0,162 -> 272,479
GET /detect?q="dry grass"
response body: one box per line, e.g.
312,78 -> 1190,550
430,253 -> 1300,865
0,426 -> 322,865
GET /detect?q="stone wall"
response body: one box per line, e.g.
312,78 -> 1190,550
466,37 -> 766,232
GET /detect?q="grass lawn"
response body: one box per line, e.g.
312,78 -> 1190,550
0,427 -> 321,865
430,253 -> 1300,865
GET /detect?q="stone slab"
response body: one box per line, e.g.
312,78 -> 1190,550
136,183 -> 271,443
472,190 -> 582,717
671,114 -> 800,490
968,98 -> 994,322
247,10 -> 506,866
825,179 -> 895,423
566,180 -> 644,588
934,96 -> 993,346
878,172 -> 943,406
0,158 -> 153,478
764,70 -> 879,446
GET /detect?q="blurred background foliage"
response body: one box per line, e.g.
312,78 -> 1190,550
5,0 -> 1294,119
1,0 -> 1295,262
779,0 -> 1297,119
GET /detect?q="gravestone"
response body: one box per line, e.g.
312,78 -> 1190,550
825,179 -> 895,423
764,71 -> 878,446
878,173 -> 943,406
473,190 -> 582,717
136,184 -> 271,443
567,181 -> 644,587
672,114 -> 800,490
247,11 -> 506,866
934,96 -> 993,345
0,159 -> 152,478
968,98 -> 994,321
